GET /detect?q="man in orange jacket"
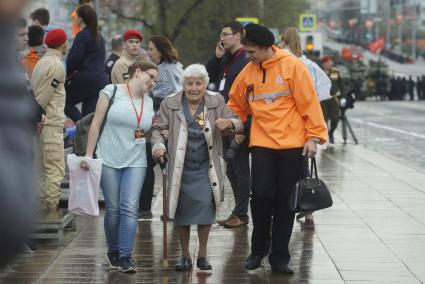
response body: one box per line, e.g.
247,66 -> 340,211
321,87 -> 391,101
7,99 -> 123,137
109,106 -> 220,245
227,24 -> 327,274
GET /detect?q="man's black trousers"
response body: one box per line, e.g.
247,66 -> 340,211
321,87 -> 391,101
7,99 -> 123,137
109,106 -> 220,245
226,140 -> 251,219
250,146 -> 303,266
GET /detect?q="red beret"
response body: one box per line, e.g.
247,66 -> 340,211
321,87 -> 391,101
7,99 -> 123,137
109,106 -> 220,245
321,55 -> 331,64
123,29 -> 143,42
45,29 -> 67,48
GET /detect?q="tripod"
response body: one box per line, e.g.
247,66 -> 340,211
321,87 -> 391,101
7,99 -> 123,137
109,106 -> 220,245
340,109 -> 358,144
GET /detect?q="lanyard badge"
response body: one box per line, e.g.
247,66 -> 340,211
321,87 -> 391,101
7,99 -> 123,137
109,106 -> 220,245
127,83 -> 145,144
134,129 -> 146,144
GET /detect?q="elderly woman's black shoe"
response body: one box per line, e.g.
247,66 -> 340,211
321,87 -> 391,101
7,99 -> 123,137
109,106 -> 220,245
175,256 -> 192,271
196,256 -> 212,270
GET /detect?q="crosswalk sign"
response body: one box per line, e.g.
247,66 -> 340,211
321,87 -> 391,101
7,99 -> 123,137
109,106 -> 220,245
299,14 -> 316,32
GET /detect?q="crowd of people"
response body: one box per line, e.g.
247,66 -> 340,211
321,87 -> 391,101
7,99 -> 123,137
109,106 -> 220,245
12,0 -> 355,276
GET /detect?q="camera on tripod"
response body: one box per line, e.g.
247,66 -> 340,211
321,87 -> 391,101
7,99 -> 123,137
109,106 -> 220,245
339,89 -> 358,145
339,89 -> 356,110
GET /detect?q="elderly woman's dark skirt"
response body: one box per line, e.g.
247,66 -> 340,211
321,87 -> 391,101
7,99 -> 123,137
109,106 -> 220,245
174,97 -> 215,226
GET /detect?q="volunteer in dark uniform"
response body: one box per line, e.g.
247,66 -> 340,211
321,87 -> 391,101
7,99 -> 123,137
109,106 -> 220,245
105,35 -> 122,83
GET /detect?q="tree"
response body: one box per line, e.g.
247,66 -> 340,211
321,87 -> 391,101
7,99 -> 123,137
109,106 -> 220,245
102,0 -> 309,64
104,0 -> 208,42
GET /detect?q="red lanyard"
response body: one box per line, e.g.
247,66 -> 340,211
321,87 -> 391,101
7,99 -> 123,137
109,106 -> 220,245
223,48 -> 244,76
127,83 -> 144,129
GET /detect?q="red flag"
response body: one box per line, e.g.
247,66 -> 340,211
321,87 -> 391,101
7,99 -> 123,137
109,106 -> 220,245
368,37 -> 385,53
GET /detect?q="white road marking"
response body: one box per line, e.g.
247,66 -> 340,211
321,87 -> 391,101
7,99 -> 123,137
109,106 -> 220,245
374,138 -> 397,142
351,118 -> 425,140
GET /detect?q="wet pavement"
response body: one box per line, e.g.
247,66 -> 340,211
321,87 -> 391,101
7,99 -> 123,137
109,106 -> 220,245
346,101 -> 425,170
2,109 -> 425,283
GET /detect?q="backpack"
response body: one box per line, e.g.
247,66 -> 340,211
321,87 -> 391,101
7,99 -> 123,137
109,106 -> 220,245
73,85 -> 117,156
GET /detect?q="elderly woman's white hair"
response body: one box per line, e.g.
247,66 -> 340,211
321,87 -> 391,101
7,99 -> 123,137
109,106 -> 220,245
182,63 -> 210,86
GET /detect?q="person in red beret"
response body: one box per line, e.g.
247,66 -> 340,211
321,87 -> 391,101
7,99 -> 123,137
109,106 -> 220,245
44,28 -> 67,48
31,28 -> 68,212
111,29 -> 149,84
320,55 -> 331,64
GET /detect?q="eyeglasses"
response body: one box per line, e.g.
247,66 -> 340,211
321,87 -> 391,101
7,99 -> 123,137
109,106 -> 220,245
219,32 -> 234,38
145,72 -> 157,84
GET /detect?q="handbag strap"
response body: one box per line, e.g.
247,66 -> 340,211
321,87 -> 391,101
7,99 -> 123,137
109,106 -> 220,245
310,157 -> 319,178
98,84 -> 117,139
299,156 -> 308,178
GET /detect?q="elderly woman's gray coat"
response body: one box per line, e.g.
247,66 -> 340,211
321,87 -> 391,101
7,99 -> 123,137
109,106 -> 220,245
151,90 -> 243,219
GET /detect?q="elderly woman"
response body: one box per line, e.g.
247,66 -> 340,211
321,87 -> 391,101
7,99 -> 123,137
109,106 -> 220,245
151,64 -> 242,271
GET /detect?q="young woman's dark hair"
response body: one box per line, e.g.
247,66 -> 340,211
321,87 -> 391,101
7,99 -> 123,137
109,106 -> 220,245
150,35 -> 178,64
76,4 -> 99,43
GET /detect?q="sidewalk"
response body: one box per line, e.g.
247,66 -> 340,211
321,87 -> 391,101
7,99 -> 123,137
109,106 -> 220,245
1,142 -> 425,283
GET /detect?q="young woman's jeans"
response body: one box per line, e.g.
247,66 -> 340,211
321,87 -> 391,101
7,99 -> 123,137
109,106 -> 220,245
101,165 -> 146,258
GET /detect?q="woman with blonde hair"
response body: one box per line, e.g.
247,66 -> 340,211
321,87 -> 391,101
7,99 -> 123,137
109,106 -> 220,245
280,27 -> 331,102
280,27 -> 331,229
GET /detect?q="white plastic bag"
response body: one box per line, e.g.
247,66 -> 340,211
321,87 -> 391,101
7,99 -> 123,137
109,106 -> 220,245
66,154 -> 102,216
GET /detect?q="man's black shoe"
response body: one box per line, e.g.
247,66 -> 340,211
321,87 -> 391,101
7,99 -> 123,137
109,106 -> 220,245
196,256 -> 212,270
329,132 -> 335,144
245,251 -> 269,270
271,263 -> 294,274
138,210 -> 153,220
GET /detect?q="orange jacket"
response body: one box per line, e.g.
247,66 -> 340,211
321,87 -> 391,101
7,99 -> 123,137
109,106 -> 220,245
21,48 -> 41,78
228,46 -> 327,150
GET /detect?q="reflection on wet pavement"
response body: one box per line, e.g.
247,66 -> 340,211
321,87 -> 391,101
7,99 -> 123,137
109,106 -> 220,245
1,144 -> 425,283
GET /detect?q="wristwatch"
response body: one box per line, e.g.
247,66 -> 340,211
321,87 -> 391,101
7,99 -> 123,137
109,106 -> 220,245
309,138 -> 320,143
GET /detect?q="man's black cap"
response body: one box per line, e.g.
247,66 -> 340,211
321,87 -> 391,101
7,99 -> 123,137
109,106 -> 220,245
243,23 -> 275,47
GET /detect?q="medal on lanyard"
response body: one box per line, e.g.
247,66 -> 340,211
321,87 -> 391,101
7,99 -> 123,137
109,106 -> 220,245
127,83 -> 146,144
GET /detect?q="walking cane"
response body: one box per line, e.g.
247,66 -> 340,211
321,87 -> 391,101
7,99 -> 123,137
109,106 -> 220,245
159,153 -> 169,268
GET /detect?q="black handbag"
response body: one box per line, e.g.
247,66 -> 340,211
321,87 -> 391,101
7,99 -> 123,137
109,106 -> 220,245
289,157 -> 333,213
